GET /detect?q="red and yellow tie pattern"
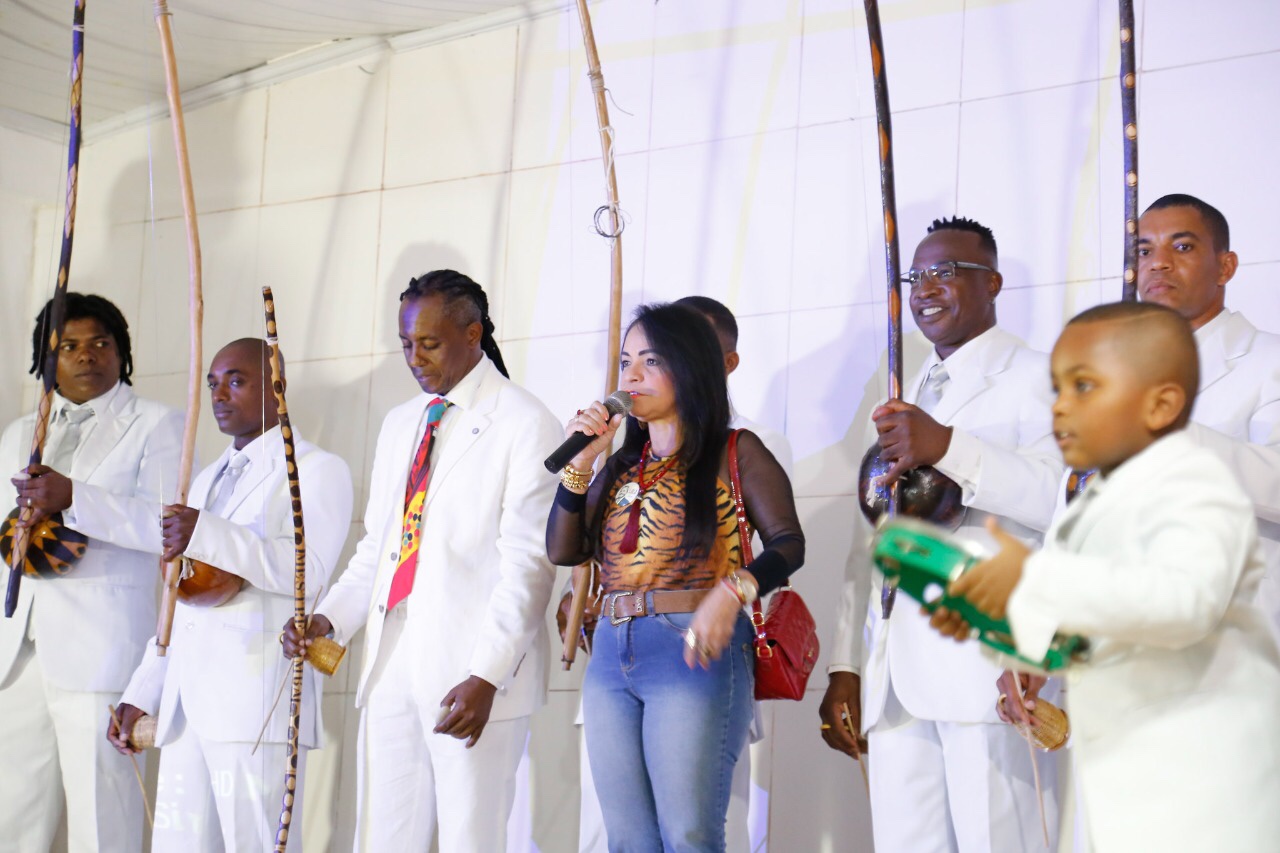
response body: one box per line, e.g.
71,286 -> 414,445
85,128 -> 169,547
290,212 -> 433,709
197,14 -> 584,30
386,397 -> 450,611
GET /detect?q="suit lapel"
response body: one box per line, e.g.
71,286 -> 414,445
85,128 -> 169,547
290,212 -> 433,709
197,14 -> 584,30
423,380 -> 498,510
389,399 -> 431,511
927,328 -> 1014,425
73,385 -> 140,481
221,453 -> 277,518
1197,311 -> 1255,395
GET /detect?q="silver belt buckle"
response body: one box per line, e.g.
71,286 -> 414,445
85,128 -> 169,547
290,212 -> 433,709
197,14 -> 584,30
608,590 -> 637,625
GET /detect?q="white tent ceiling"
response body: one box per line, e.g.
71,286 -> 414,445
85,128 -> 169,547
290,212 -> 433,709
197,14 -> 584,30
0,0 -> 534,136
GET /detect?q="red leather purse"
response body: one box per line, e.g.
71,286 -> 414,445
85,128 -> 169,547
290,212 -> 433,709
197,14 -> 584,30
728,430 -> 820,701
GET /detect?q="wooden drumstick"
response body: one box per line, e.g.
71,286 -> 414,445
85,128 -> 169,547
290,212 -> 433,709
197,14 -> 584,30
108,704 -> 154,829
1009,678 -> 1051,847
840,702 -> 870,796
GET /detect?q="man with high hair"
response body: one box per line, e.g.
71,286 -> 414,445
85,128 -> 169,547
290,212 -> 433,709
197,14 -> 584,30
283,271 -> 562,852
108,338 -> 353,852
1136,194 -> 1280,637
819,218 -> 1064,851
1,293 -> 185,852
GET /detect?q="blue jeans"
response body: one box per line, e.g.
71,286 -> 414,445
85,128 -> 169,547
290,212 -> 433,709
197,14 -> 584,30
583,609 -> 755,853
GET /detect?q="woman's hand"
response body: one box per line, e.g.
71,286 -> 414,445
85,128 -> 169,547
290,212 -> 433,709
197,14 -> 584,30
565,402 -> 625,473
683,578 -> 751,670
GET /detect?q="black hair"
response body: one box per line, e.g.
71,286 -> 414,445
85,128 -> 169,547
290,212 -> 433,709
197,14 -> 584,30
1143,194 -> 1230,253
1067,300 -> 1199,429
30,292 -> 134,385
673,295 -> 739,350
219,337 -> 284,382
399,270 -> 509,378
927,216 -> 999,260
616,302 -> 731,561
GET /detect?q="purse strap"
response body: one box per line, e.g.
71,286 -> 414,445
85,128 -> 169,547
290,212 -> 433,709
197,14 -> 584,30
727,430 -> 769,647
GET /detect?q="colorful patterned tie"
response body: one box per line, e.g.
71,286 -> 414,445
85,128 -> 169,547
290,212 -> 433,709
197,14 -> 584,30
386,397 -> 451,612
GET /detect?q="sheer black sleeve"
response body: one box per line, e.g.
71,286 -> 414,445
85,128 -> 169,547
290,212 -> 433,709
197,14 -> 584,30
731,430 -> 806,596
545,452 -> 629,567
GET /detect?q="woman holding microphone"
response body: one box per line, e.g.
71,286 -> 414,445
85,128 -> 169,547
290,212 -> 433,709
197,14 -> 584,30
547,302 -> 804,852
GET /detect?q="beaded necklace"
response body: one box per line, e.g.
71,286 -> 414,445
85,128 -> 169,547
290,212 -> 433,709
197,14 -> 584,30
616,441 -> 678,554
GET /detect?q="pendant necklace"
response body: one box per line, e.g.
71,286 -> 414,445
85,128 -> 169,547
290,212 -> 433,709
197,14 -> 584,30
618,442 -> 677,554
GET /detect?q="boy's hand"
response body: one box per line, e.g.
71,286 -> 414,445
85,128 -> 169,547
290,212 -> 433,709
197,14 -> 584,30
926,605 -> 972,642
948,518 -> 1029,620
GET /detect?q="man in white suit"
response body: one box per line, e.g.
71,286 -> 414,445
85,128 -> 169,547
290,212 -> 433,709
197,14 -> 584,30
1135,194 -> 1280,637
284,270 -> 562,852
1,293 -> 185,852
108,338 -> 353,851
818,218 -> 1064,851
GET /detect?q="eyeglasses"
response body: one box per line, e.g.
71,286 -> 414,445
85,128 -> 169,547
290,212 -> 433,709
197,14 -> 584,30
900,261 -> 996,289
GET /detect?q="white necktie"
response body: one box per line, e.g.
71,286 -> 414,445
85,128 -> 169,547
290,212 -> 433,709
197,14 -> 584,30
205,453 -> 249,518
916,362 -> 950,415
44,407 -> 95,474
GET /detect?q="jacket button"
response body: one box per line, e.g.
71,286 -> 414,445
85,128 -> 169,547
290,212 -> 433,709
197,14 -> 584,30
378,604 -> 385,614
389,552 -> 397,562
472,427 -> 479,434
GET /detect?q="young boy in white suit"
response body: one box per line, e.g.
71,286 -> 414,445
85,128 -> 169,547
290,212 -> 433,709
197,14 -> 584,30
108,339 -> 353,851
2,294 -> 185,852
820,218 -> 1063,852
936,301 -> 1280,852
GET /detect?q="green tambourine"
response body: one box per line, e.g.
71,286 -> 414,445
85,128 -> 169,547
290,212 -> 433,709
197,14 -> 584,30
870,516 -> 1089,672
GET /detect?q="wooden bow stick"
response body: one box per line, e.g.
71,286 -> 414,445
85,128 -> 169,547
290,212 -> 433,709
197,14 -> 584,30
1119,0 -> 1139,302
1069,2 -> 1140,502
153,0 -> 204,656
5,0 -> 87,619
261,287 -> 308,852
863,0 -> 906,616
563,0 -> 626,670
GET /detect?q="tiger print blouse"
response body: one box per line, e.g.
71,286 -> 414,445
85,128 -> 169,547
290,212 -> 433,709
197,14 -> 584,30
597,460 -> 741,592
547,429 -> 805,598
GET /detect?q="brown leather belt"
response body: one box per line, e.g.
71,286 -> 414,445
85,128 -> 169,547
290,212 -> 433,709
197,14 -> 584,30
601,589 -> 711,625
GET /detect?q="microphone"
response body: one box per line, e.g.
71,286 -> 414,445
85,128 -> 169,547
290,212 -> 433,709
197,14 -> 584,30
544,390 -> 633,473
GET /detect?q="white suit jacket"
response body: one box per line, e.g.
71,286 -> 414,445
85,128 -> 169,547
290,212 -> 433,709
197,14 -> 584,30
317,357 -> 562,719
120,428 -> 352,747
830,326 -> 1063,726
1184,309 -> 1280,631
1009,432 -> 1280,851
0,383 -> 185,692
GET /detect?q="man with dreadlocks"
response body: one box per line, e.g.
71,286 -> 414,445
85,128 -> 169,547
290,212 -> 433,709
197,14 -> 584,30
819,219 -> 1065,851
283,270 -> 562,852
1,293 -> 185,851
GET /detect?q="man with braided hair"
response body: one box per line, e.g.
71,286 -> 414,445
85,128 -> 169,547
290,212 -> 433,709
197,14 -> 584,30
284,270 -> 562,852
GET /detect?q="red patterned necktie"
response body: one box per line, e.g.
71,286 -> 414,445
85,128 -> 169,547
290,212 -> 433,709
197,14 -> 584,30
386,397 -> 451,611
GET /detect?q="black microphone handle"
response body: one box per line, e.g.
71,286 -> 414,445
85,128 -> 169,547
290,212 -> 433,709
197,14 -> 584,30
544,430 -> 596,474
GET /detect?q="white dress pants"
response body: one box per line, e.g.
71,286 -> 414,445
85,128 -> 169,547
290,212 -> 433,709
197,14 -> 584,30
357,609 -> 528,853
150,701 -> 307,853
0,637 -> 144,853
867,682 -> 1058,853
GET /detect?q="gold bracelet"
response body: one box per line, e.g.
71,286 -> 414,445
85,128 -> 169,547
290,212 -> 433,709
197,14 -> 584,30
728,571 -> 759,605
560,464 -> 592,492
